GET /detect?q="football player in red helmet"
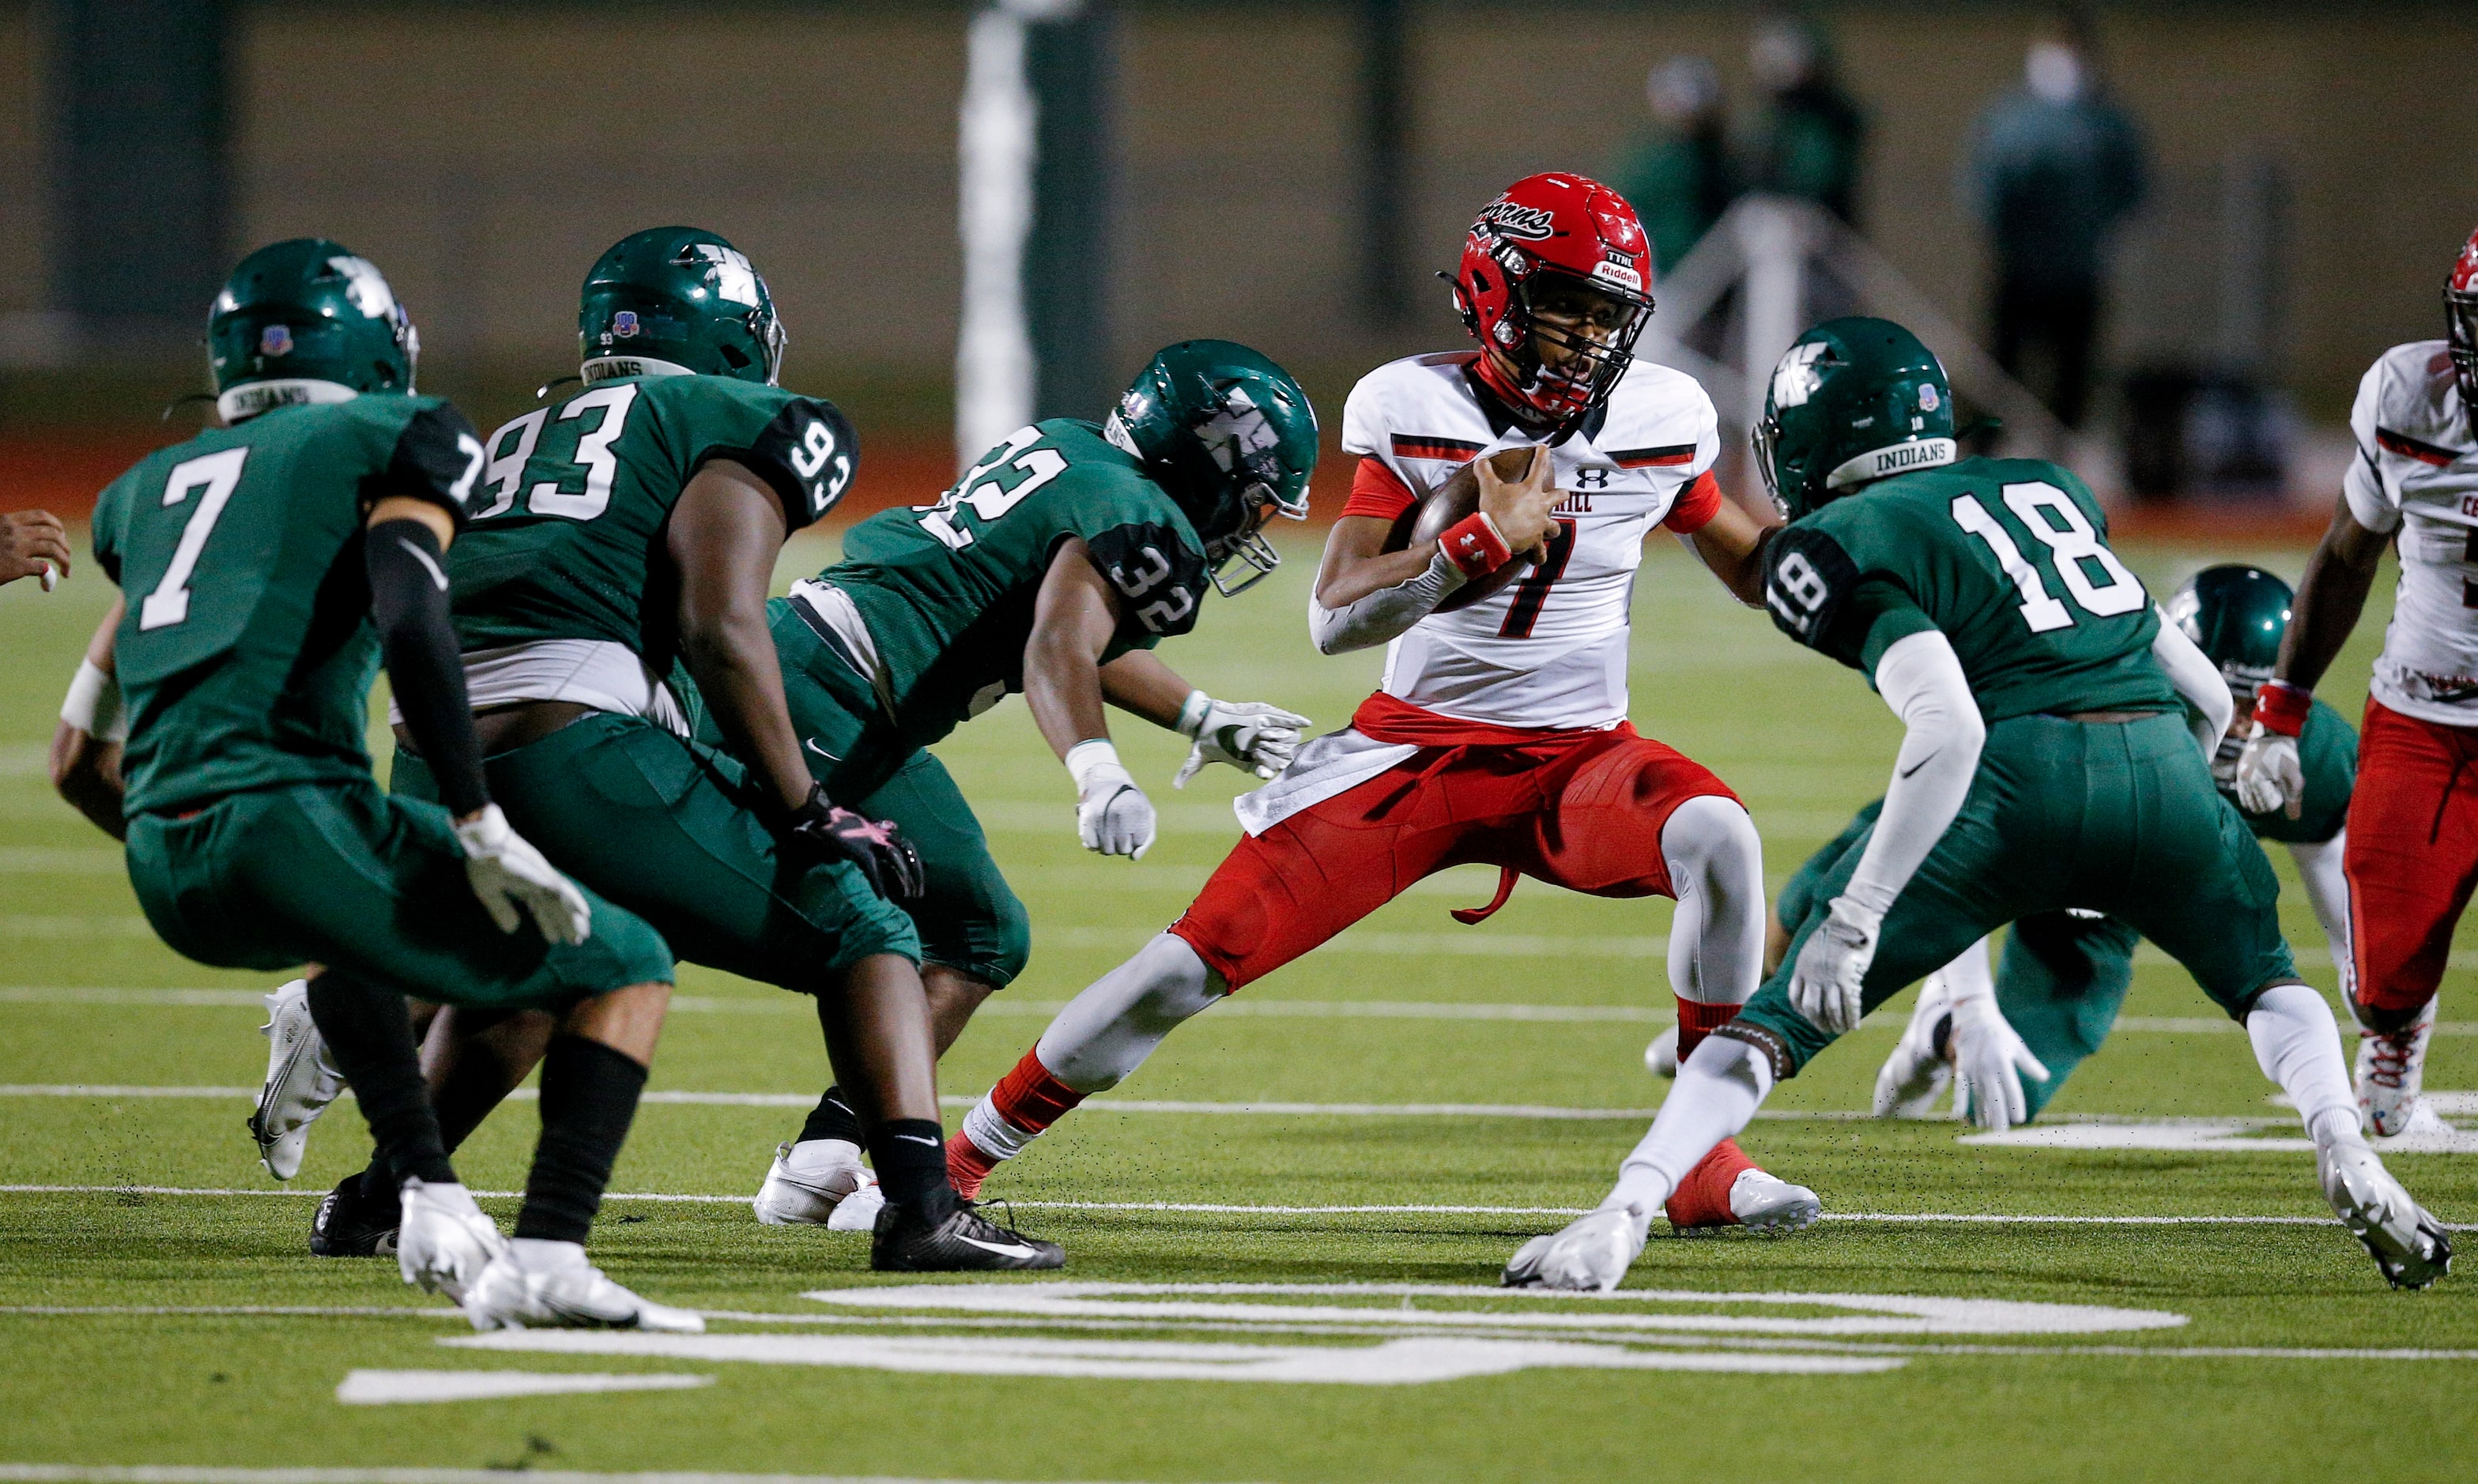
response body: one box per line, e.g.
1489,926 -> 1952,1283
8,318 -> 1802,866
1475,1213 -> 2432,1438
946,172 -> 1820,1239
2235,226 -> 2478,1139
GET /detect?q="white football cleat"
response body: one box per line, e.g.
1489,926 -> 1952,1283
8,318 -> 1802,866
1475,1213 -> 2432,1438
1729,1169 -> 1824,1235
2318,1139 -> 2452,1290
250,978 -> 345,1181
1873,974 -> 1953,1119
2356,1000 -> 2437,1139
1643,1026 -> 1679,1078
752,1139 -> 881,1229
396,1179 -> 506,1302
1500,1207 -> 1648,1293
461,1237 -> 704,1333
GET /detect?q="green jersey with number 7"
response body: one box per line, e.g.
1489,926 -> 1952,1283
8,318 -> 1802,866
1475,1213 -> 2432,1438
818,416 -> 1213,751
92,394 -> 485,816
450,371 -> 858,665
1763,457 -> 2178,719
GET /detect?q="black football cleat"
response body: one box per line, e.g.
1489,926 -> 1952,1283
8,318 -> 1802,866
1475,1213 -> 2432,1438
309,1172 -> 399,1258
870,1198 -> 1063,1272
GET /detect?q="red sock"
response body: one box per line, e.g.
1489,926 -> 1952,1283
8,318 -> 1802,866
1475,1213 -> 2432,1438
1674,997 -> 1741,1064
1662,1136 -> 1759,1228
945,1049 -> 1087,1201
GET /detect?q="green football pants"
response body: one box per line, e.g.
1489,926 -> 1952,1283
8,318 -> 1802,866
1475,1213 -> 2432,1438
1734,712 -> 2295,1080
125,781 -> 673,1010
752,600 -> 1032,988
1782,797 -> 2140,1120
394,712 -> 918,987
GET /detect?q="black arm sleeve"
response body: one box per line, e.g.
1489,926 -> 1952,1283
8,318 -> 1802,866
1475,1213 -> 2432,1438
366,518 -> 489,818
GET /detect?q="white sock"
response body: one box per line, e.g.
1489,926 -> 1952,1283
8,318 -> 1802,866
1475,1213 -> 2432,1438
2246,982 -> 2360,1147
1606,1035 -> 1774,1215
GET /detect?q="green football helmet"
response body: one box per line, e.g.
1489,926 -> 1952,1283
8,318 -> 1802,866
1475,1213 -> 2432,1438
1106,339 -> 1319,597
579,226 -> 785,386
2165,563 -> 2293,695
1753,316 -> 1957,518
207,239 -> 417,422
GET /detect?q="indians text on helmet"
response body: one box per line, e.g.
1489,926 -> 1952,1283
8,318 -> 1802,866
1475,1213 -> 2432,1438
1772,341 -> 1829,409
687,243 -> 762,308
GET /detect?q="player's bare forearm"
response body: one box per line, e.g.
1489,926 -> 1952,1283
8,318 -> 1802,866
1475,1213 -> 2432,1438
51,600 -> 125,838
1099,650 -> 1194,731
1681,495 -> 1780,608
1313,516 -> 1439,608
2277,495 -> 2389,694
670,459 -> 809,812
1025,540 -> 1124,759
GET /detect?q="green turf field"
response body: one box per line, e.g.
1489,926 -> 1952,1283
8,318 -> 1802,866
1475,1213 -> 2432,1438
3,526 -> 2474,1484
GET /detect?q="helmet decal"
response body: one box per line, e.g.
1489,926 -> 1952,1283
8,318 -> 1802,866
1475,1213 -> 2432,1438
1477,201 -> 1556,241
686,243 -> 762,307
325,255 -> 398,320
1919,382 -> 1941,412
1197,385 -> 1280,477
1771,341 -> 1828,409
612,310 -> 640,337
258,324 -> 292,356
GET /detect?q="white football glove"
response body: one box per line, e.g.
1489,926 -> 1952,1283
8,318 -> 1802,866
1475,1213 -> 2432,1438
1066,740 -> 1156,860
1172,691 -> 1310,789
1946,989 -> 2050,1134
396,1177 -> 506,1301
453,803 -> 592,945
1500,1205 -> 1650,1294
1789,895 -> 1880,1036
2234,723 -> 2306,819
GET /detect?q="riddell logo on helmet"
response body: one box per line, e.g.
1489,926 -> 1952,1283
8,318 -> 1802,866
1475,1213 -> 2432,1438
1479,202 -> 1556,241
1591,260 -> 1645,293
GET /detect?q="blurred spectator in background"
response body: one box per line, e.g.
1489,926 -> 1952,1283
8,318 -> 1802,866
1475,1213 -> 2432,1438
1964,6 -> 2148,429
2,509 -> 70,588
1615,56 -> 1737,275
1744,10 -> 1865,227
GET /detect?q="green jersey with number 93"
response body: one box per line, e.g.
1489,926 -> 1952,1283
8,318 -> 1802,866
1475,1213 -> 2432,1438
822,417 -> 1210,748
92,396 -> 485,816
1763,455 -> 2179,719
449,371 -> 858,662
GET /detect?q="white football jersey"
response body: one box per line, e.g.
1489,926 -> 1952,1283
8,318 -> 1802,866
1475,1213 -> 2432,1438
1337,350 -> 1721,729
2343,341 -> 2478,726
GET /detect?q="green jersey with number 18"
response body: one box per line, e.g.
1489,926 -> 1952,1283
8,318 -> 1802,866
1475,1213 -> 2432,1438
1763,455 -> 2179,718
817,418 -> 1210,751
449,371 -> 856,670
90,396 -> 484,816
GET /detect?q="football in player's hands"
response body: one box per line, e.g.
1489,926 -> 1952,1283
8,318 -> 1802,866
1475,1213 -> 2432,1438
1384,446 -> 1545,613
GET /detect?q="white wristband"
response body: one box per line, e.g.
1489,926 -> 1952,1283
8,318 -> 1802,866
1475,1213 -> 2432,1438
1065,738 -> 1128,793
1175,690 -> 1212,738
61,660 -> 126,742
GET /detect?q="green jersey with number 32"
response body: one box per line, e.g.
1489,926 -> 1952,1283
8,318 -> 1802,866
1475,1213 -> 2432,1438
91,396 -> 485,815
823,417 -> 1210,748
1763,456 -> 2178,719
449,371 -> 857,663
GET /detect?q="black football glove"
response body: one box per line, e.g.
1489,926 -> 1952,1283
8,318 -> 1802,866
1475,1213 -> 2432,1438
782,783 -> 925,901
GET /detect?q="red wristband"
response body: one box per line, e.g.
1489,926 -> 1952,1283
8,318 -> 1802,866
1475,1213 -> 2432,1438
1439,512 -> 1514,578
2251,680 -> 2311,737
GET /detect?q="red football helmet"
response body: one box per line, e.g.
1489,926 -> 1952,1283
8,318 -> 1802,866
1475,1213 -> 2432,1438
2447,225 -> 2478,423
1449,171 -> 1656,432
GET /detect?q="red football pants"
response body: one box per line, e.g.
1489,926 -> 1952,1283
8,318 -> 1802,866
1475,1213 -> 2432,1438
1170,723 -> 1737,991
2345,697 -> 2478,1019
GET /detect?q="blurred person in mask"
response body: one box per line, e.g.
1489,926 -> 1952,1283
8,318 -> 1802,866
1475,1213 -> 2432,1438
1616,56 -> 1738,276
1964,6 -> 2148,429
1744,9 -> 1865,228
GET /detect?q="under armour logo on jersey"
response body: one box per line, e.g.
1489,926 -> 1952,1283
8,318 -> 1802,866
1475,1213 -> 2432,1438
685,243 -> 762,307
1571,467 -> 1611,491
